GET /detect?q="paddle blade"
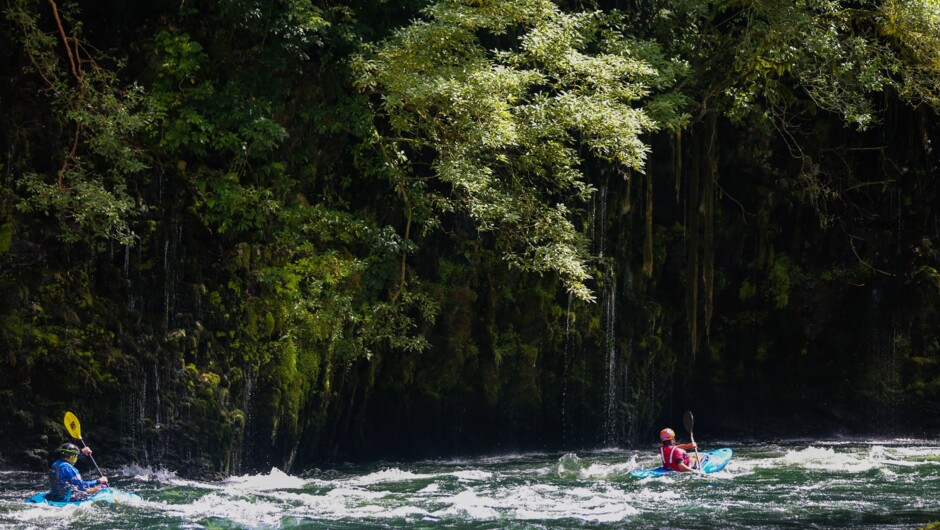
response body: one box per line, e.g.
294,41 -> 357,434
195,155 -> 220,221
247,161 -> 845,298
64,411 -> 82,439
682,410 -> 694,433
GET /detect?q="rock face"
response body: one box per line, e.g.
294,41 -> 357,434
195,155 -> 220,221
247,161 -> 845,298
1,0 -> 938,476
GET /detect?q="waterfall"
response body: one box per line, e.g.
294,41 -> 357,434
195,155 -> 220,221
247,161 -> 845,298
123,365 -> 149,462
621,266 -> 634,444
163,220 -> 182,334
593,182 -> 620,446
580,178 -> 626,446
152,362 -> 164,460
124,244 -> 134,311
868,288 -> 899,431
561,292 -> 573,445
598,185 -> 608,258
164,239 -> 170,334
602,272 -> 618,446
121,378 -> 145,461
241,365 -> 256,472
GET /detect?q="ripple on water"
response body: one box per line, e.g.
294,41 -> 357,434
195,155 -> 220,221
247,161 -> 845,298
2,440 -> 939,529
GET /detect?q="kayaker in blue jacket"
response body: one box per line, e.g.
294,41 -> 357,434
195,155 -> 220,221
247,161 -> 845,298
48,443 -> 108,501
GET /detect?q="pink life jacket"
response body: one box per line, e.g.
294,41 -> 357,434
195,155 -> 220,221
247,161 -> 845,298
660,445 -> 690,471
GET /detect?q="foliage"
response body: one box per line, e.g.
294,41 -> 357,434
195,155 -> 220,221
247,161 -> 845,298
354,0 -> 686,301
0,0 -> 939,475
5,0 -> 149,246
881,0 -> 940,107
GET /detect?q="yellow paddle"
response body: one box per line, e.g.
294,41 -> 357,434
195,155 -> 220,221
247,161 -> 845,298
63,411 -> 104,477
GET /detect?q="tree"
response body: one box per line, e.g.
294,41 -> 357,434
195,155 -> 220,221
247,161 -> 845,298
354,0 -> 687,301
5,0 -> 148,246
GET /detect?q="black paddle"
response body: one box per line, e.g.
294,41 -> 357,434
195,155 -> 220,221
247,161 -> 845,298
683,410 -> 703,473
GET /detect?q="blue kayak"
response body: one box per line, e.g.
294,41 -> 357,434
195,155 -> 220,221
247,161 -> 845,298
630,448 -> 733,479
24,487 -> 141,506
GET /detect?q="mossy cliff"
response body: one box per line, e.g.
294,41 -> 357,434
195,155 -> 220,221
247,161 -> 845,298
1,0 -> 938,476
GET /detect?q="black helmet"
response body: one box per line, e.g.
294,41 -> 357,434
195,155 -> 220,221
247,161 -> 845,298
58,443 -> 80,457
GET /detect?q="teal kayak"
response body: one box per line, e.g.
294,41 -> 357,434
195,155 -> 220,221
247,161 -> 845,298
631,447 -> 733,479
24,487 -> 141,506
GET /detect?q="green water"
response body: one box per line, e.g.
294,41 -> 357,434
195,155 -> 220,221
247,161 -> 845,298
1,440 -> 938,529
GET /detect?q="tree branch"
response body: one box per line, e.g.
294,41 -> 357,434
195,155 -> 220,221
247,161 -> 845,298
48,0 -> 79,81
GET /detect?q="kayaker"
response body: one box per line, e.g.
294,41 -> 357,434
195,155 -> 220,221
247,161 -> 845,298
659,428 -> 699,472
47,443 -> 109,501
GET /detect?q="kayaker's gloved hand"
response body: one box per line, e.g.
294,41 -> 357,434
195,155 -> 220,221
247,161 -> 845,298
97,476 -> 109,486
81,447 -> 93,457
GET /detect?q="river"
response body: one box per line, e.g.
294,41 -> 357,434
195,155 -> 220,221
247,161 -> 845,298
1,439 -> 937,529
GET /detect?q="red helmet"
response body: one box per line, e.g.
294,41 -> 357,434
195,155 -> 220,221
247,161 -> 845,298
659,428 -> 676,441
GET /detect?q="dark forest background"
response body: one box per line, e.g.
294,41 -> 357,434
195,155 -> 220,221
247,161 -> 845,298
1,0 -> 938,477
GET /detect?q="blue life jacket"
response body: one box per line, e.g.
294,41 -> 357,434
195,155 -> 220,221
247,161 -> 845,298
48,459 -> 98,501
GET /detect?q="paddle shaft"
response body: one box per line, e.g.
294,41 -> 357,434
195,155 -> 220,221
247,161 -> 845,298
76,437 -> 103,477
689,431 -> 702,472
683,411 -> 704,473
